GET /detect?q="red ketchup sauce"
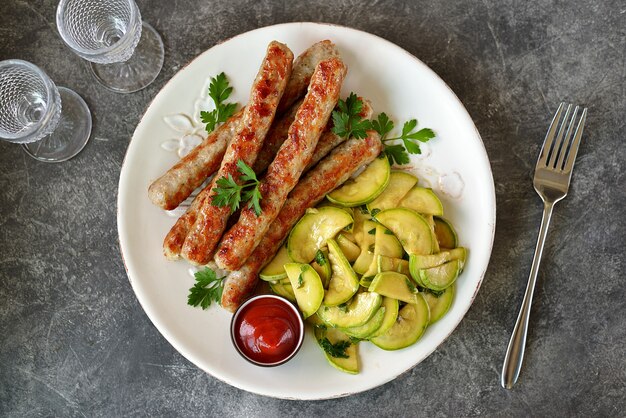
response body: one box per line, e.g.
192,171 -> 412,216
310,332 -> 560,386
233,296 -> 302,365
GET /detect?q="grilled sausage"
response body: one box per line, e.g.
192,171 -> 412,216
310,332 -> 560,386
162,192 -> 207,260
277,40 -> 339,115
149,41 -> 338,211
252,99 -> 303,174
221,131 -> 383,311
180,41 -> 294,265
215,58 -> 347,271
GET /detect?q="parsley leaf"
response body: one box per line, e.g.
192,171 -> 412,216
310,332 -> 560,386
314,249 -> 327,266
200,72 -> 238,134
187,267 -> 225,309
370,112 -> 393,138
211,159 -> 262,215
370,113 -> 436,165
331,93 -> 372,139
319,338 -> 351,358
383,144 -> 409,165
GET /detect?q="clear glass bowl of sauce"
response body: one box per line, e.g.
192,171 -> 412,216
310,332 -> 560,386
230,294 -> 304,367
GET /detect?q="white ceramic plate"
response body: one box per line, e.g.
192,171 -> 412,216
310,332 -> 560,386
118,22 -> 495,400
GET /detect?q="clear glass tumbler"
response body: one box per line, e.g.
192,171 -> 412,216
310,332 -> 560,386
0,59 -> 92,162
56,0 -> 164,93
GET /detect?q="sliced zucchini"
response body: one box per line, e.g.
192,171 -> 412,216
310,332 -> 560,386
423,215 -> 440,253
434,216 -> 458,249
327,156 -> 391,207
423,284 -> 455,324
374,224 -> 404,258
418,259 -> 461,291
351,206 -> 372,245
317,291 -> 382,328
352,220 -> 377,275
314,326 -> 359,374
370,293 -> 430,350
288,207 -> 353,263
259,245 -> 291,281
369,271 -> 420,304
311,249 -> 332,288
337,233 -> 361,262
399,187 -> 444,216
284,263 -> 324,318
374,208 -> 433,255
368,297 -> 399,339
366,171 -> 418,213
269,280 -> 296,302
377,254 -> 411,276
341,306 -> 386,339
409,247 -> 467,272
360,256 -> 380,286
323,239 -> 359,306
341,231 -> 357,243
306,312 -> 326,327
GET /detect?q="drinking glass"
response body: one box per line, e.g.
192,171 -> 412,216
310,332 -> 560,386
56,0 -> 164,93
0,60 -> 92,162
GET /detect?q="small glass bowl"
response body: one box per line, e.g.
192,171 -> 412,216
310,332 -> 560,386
230,294 -> 304,367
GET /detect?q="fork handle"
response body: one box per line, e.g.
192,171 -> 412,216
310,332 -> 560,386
501,201 -> 555,389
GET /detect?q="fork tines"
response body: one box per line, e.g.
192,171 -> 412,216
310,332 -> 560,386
537,102 -> 588,173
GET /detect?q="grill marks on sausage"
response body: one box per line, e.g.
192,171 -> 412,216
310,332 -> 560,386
179,41 -> 294,265
214,58 -> 347,271
220,131 -> 383,311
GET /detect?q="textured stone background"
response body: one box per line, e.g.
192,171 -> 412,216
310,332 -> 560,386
1,0 -> 625,416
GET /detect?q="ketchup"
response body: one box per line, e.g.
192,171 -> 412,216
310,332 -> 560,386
233,296 -> 302,365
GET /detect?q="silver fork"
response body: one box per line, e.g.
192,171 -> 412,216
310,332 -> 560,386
501,103 -> 588,389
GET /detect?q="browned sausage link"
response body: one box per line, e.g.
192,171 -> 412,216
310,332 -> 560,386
252,99 -> 302,174
277,40 -> 340,115
180,41 -> 294,265
304,97 -> 373,172
162,97 -> 371,260
221,131 -> 383,311
215,58 -> 347,271
162,192 -> 207,260
148,109 -> 244,210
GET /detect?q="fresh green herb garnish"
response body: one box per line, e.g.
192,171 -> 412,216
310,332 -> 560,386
338,302 -> 349,312
427,288 -> 445,297
406,278 -> 418,294
367,228 -> 377,235
297,265 -> 307,288
211,159 -> 262,215
201,72 -> 238,133
359,205 -> 369,215
297,272 -> 304,288
314,249 -> 326,266
187,267 -> 225,309
331,93 -> 371,139
319,338 -> 351,359
349,336 -> 363,344
370,208 -> 381,217
384,229 -> 394,235
371,112 -> 436,166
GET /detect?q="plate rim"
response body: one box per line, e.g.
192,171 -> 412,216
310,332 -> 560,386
117,21 -> 496,400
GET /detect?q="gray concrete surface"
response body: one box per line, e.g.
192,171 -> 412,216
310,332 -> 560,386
1,0 -> 625,416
